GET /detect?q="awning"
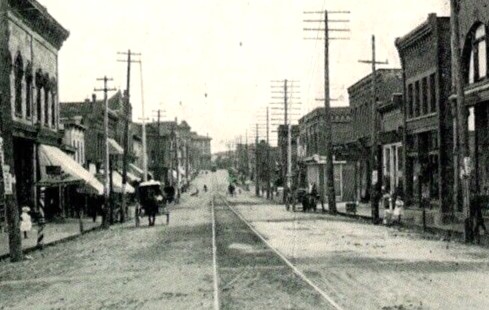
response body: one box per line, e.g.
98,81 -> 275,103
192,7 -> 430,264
129,163 -> 144,175
115,169 -> 141,183
38,145 -> 104,195
108,138 -> 124,155
126,172 -> 140,182
179,167 -> 186,177
101,170 -> 135,194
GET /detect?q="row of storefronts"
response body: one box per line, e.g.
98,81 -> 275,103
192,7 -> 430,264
0,0 -> 210,230
288,2 -> 489,226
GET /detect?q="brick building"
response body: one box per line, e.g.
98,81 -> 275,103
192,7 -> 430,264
277,124 -> 299,188
348,69 -> 403,202
379,94 -> 404,195
458,0 -> 489,207
0,0 -> 70,222
297,107 -> 356,202
396,14 -> 454,223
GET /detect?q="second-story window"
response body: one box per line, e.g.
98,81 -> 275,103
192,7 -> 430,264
51,78 -> 57,127
25,63 -> 32,119
407,84 -> 413,118
35,70 -> 43,124
468,24 -> 487,84
14,52 -> 24,116
44,75 -> 50,126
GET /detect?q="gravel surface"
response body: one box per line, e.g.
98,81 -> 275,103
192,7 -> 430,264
233,195 -> 489,310
0,175 -> 216,310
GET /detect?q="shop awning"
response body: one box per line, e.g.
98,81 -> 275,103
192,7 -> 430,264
99,170 -> 135,194
129,163 -> 144,175
179,167 -> 186,177
38,145 -> 104,195
108,138 -> 124,155
117,170 -> 140,183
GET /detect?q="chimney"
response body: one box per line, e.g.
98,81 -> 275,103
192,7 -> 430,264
92,93 -> 96,103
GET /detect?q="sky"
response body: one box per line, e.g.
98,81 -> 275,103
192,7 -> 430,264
39,0 -> 450,153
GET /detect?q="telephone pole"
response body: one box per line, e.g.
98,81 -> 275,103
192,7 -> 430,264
94,76 -> 116,229
270,80 -> 301,209
450,0 -> 471,241
359,35 -> 388,223
151,108 -> 166,182
0,0 -> 22,260
304,9 -> 350,215
255,124 -> 259,196
117,49 -> 140,223
266,106 -> 271,199
135,60 -> 148,182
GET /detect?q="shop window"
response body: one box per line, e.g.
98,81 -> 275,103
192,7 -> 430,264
14,53 -> 24,116
468,106 -> 475,131
429,154 -> 439,198
429,73 -> 436,113
468,24 -> 488,84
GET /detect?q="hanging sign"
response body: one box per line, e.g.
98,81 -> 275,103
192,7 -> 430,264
3,165 -> 12,195
372,170 -> 378,184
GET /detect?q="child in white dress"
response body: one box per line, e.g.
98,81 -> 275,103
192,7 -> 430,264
20,207 -> 32,239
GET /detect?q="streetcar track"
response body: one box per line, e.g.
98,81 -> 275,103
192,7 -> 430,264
214,193 -> 344,310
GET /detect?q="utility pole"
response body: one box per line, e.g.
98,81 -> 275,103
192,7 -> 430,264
151,108 -> 165,182
0,0 -> 22,260
266,106 -> 271,199
450,0 -> 471,241
270,80 -> 301,209
304,9 -> 350,215
169,121 -> 174,186
255,123 -> 259,197
359,35 -> 388,223
94,76 -> 116,229
134,60 -> 148,182
117,49 -> 140,223
175,117 -> 181,201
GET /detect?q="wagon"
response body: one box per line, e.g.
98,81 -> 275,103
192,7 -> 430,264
136,180 -> 169,227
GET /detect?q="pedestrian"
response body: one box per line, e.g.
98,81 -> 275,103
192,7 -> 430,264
20,206 -> 32,239
473,187 -> 488,243
394,192 -> 404,224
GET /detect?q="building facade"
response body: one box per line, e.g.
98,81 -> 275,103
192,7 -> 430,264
396,14 -> 454,222
348,69 -> 403,202
379,94 -> 404,196
0,0 -> 69,221
61,117 -> 86,166
297,107 -> 356,202
458,0 -> 489,207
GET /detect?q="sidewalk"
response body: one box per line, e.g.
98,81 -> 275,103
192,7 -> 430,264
246,185 -> 489,245
0,206 -> 137,260
0,217 -> 101,259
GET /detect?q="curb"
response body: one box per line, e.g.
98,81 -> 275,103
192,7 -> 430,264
0,225 -> 102,262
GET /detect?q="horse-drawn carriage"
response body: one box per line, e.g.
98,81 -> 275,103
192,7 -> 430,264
136,180 -> 169,227
291,187 -> 319,212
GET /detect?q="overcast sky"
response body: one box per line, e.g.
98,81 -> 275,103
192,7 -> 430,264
39,0 -> 450,152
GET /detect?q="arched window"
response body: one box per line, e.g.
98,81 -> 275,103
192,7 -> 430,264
467,23 -> 488,84
44,73 -> 50,125
35,70 -> 43,123
14,52 -> 24,116
25,62 -> 33,119
50,77 -> 57,127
